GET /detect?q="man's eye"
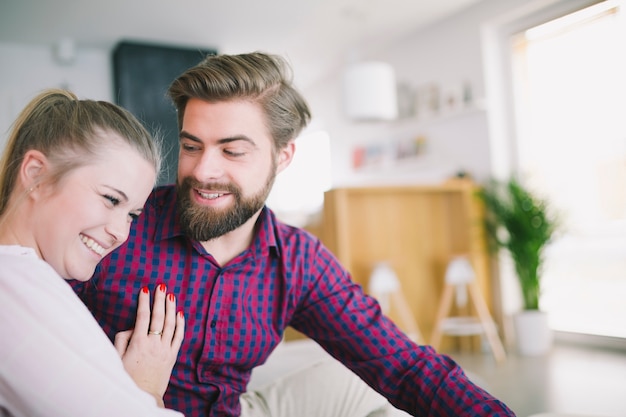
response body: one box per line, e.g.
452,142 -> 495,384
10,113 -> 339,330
182,143 -> 200,152
104,195 -> 120,206
225,149 -> 246,157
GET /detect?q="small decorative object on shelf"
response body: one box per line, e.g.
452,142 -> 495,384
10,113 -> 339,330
351,135 -> 427,171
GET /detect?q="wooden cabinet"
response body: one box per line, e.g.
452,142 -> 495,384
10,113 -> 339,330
316,179 -> 495,345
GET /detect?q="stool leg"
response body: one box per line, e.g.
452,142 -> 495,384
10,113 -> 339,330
390,291 -> 425,344
429,284 -> 455,351
468,282 -> 507,364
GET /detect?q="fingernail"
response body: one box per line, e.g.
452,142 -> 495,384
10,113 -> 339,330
178,310 -> 184,318
159,283 -> 166,292
142,286 -> 149,294
168,293 -> 175,302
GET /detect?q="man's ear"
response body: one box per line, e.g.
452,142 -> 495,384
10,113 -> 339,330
276,141 -> 295,175
20,150 -> 49,193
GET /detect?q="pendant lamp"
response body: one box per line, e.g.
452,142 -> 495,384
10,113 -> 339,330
343,61 -> 398,121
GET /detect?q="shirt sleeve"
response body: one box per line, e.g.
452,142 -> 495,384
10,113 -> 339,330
288,241 -> 515,417
0,254 -> 184,417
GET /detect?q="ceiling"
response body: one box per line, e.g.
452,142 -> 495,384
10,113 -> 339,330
0,0 -> 482,88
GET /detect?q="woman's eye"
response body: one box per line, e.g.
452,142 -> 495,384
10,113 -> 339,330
128,212 -> 140,221
104,195 -> 120,206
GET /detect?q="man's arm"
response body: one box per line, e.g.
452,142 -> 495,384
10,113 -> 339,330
288,241 -> 515,416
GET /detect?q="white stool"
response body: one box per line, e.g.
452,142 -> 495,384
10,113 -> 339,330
369,262 -> 424,344
430,256 -> 506,364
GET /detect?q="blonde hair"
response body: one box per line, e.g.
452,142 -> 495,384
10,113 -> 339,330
0,89 -> 161,215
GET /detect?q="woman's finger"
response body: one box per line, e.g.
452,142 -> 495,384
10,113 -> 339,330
148,283 -> 167,336
134,286 -> 151,335
172,310 -> 185,350
161,292 -> 177,341
114,329 -> 133,357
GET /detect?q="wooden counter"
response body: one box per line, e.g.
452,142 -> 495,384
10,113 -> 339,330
312,179 -> 496,347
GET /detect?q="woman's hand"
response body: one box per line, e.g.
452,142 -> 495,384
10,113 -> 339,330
114,284 -> 185,407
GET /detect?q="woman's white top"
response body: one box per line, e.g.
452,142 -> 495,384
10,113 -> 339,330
0,245 -> 183,417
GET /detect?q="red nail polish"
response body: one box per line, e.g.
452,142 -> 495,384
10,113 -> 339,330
168,293 -> 175,302
178,310 -> 184,318
159,283 -> 166,292
142,286 -> 149,294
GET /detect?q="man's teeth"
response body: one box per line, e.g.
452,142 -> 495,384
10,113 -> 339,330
80,235 -> 105,255
198,191 -> 224,199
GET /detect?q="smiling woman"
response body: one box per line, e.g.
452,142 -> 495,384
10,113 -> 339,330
0,89 -> 185,417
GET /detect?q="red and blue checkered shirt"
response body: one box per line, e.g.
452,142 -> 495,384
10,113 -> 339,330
73,185 -> 515,417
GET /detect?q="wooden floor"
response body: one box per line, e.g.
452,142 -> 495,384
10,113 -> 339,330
446,340 -> 626,417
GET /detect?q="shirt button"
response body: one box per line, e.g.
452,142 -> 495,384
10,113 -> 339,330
210,320 -> 217,328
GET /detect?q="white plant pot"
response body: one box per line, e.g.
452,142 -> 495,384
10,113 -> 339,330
513,310 -> 552,356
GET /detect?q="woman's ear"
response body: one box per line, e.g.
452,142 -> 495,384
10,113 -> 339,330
20,150 -> 49,194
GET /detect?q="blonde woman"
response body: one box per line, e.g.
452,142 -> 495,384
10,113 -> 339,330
0,89 -> 185,416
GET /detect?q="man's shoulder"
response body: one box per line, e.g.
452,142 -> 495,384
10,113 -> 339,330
140,185 -> 178,225
266,209 -> 318,243
147,184 -> 177,209
123,184 -> 178,244
265,210 -> 333,260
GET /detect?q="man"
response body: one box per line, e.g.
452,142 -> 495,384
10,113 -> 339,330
74,52 -> 515,417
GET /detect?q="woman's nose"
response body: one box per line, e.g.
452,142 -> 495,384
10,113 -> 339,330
105,213 -> 130,244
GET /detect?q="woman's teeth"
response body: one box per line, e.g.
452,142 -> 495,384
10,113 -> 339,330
80,234 -> 105,255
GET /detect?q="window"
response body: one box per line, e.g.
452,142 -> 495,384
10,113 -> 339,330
509,1 -> 626,338
266,128 -> 332,227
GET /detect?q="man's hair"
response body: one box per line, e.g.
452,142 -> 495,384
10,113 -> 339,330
168,52 -> 311,151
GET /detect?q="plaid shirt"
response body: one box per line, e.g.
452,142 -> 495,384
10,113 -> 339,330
73,185 -> 515,417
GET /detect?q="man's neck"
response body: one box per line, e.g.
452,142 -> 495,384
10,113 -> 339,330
199,210 -> 261,266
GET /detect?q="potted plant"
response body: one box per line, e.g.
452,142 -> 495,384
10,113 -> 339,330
477,176 -> 559,355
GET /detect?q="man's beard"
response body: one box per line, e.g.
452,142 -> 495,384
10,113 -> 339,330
176,169 -> 276,242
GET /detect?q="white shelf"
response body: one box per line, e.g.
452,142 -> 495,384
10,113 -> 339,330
401,98 -> 487,126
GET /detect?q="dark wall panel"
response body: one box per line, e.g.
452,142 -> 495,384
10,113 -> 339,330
113,41 -> 216,185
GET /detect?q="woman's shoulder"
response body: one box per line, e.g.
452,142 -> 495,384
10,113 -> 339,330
0,245 -> 56,278
0,245 -> 86,314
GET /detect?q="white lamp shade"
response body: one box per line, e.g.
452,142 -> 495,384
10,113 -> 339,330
369,262 -> 400,314
343,61 -> 398,121
369,262 -> 400,294
444,256 -> 475,285
445,256 -> 475,309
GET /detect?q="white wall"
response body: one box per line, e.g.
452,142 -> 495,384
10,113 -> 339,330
0,0 -> 596,188
0,42 -> 111,149
301,0 -> 577,188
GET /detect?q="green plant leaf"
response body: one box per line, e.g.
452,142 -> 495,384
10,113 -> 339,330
477,176 -> 559,310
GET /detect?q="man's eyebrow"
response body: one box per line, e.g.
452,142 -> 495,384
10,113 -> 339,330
180,130 -> 257,147
179,131 -> 203,143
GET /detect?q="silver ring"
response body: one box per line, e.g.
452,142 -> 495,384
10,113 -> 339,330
148,330 -> 163,336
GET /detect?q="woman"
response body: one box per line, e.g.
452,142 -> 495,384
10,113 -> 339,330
0,89 -> 185,416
